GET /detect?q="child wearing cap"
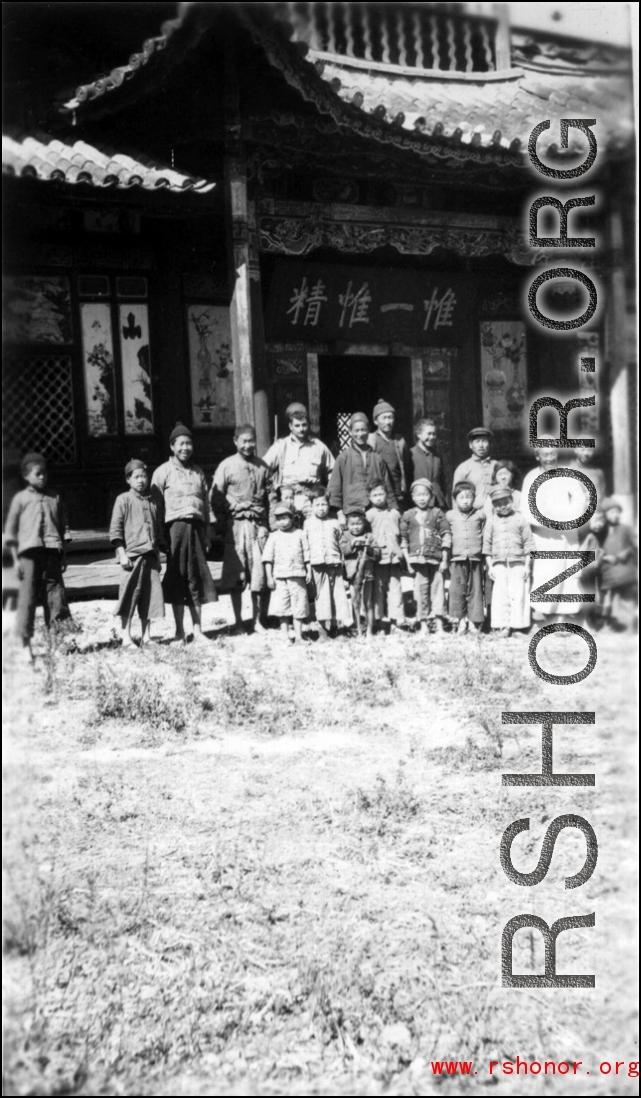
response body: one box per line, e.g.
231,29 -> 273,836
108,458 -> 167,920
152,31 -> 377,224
599,499 -> 637,630
109,459 -> 165,647
262,503 -> 312,642
151,421 -> 217,644
339,508 -> 381,637
268,484 -> 305,530
483,487 -> 535,638
484,461 -> 522,518
401,479 -> 451,635
452,428 -> 497,509
446,481 -> 486,635
366,479 -> 406,631
4,452 -> 72,661
328,412 -> 396,523
304,488 -> 352,638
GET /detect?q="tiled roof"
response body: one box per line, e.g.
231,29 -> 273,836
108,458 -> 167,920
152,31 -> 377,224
59,3 -> 634,163
308,51 -> 634,155
61,4 -> 207,113
1,131 -> 216,193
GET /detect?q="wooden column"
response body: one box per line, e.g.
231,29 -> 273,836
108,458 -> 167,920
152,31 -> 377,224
492,3 -> 511,70
224,35 -> 270,453
605,205 -> 634,517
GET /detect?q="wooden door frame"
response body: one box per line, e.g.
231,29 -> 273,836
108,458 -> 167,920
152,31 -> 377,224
306,344 -> 428,436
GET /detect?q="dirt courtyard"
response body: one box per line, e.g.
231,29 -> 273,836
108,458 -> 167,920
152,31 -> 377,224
3,600 -> 638,1096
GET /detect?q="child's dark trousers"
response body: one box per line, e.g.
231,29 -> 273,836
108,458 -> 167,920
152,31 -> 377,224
16,548 -> 70,641
449,559 -> 484,624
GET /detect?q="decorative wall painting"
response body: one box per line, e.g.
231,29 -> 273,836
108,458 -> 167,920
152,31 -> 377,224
576,330 -> 600,436
118,305 -> 154,434
186,305 -> 234,427
480,321 -> 527,430
422,346 -> 457,382
80,303 -> 117,436
3,276 -> 72,343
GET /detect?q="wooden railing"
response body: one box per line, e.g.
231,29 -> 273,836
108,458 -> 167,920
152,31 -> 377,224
282,2 -> 500,72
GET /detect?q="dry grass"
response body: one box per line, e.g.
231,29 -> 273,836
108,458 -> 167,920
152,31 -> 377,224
3,604 -> 638,1096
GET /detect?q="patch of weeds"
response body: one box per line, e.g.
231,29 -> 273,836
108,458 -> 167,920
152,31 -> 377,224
91,660 -> 195,734
296,962 -> 350,1048
325,656 -> 399,708
39,617 -> 82,698
204,669 -> 313,735
216,669 -> 261,724
353,763 -> 422,836
429,733 -> 501,771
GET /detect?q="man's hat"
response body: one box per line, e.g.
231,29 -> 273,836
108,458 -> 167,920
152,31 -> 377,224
169,420 -> 193,442
373,399 -> 395,420
125,458 -> 147,478
349,412 -> 369,428
274,502 -> 294,516
490,486 -> 513,502
602,497 -> 623,512
467,427 -> 493,441
286,402 -> 308,420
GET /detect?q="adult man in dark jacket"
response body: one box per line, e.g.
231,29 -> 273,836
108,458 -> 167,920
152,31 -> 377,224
367,399 -> 411,511
328,413 -> 396,522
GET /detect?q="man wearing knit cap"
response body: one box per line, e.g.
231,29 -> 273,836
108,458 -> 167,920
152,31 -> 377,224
328,412 -> 396,522
263,401 -> 334,511
367,399 -> 411,510
452,427 -> 497,509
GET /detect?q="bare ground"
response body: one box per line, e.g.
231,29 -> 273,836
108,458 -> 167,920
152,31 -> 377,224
2,601 -> 638,1096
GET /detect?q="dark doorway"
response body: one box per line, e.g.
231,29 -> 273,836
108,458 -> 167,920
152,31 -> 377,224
318,355 -> 413,453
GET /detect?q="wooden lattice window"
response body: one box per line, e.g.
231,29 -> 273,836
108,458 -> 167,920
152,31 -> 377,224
337,412 -> 352,450
3,352 -> 76,464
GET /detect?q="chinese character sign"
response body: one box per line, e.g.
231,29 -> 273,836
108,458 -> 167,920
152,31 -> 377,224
266,262 -> 468,345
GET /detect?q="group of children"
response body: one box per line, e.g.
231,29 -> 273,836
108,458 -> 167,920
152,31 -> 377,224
4,416 -> 637,658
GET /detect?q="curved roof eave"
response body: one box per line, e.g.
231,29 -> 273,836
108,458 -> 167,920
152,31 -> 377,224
58,3 -> 634,169
2,130 -> 216,194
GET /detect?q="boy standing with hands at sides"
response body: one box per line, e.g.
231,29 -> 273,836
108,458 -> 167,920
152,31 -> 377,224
483,486 -> 535,638
366,479 -> 406,631
4,452 -> 71,662
151,422 -> 217,644
401,479 -> 451,635
452,427 -> 497,510
304,488 -> 352,639
210,423 -> 270,635
339,507 -> 381,638
446,480 -> 486,635
410,418 -> 448,509
109,459 -> 164,647
262,503 -> 311,643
